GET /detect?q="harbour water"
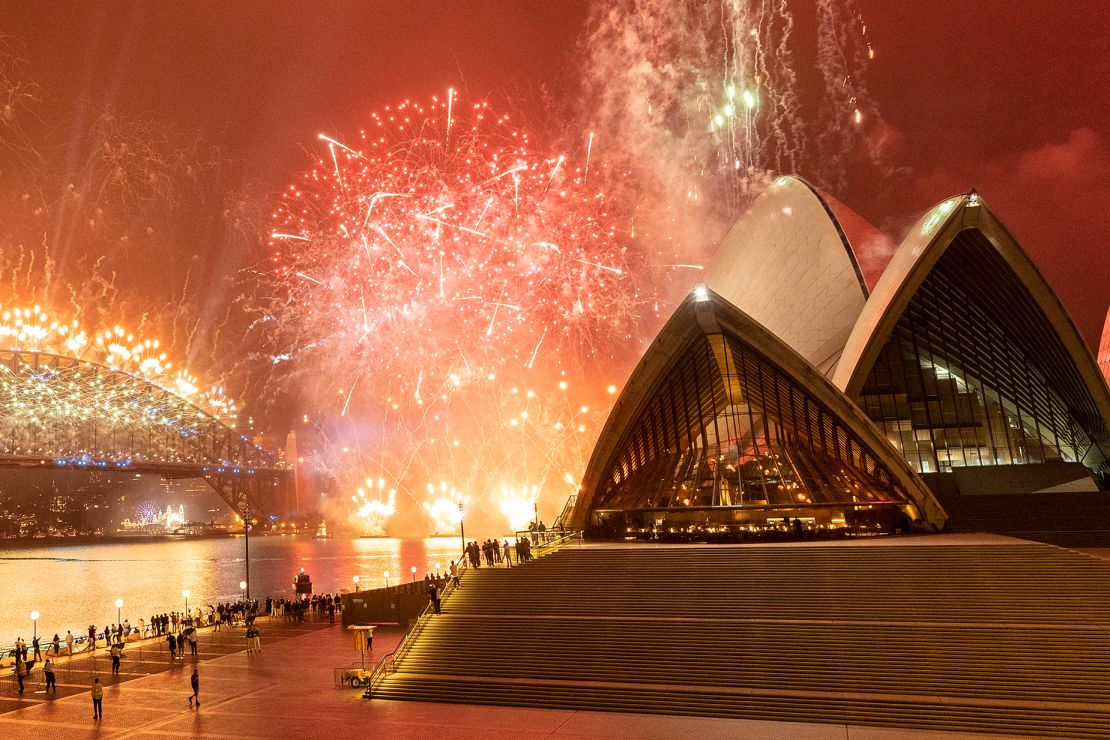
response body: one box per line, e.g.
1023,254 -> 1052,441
0,535 -> 463,645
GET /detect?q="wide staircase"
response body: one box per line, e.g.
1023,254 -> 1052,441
373,538 -> 1110,736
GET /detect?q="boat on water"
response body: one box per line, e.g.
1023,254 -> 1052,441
314,521 -> 333,539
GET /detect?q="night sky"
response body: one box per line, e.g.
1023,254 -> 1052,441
2,0 -> 1108,347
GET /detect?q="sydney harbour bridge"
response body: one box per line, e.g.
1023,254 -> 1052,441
0,349 -> 294,519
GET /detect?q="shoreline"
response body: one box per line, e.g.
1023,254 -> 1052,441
0,532 -> 464,550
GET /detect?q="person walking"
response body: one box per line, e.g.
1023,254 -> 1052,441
32,635 -> 41,661
188,668 -> 200,708
251,625 -> 262,653
188,628 -> 198,656
65,630 -> 74,656
167,632 -> 177,659
51,633 -> 60,656
110,641 -> 122,674
14,654 -> 26,695
87,625 -> 97,651
43,658 -> 56,693
91,677 -> 103,719
449,560 -> 461,588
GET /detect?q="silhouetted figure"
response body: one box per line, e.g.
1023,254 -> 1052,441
91,677 -> 103,719
189,668 -> 200,708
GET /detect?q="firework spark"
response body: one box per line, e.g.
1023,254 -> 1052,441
268,93 -> 657,407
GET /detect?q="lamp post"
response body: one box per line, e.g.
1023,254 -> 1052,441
243,503 -> 251,602
30,611 -> 39,641
458,501 -> 465,553
383,570 -> 390,588
410,565 -> 417,583
114,599 -> 123,626
352,575 -> 360,591
182,590 -> 190,616
239,581 -> 247,600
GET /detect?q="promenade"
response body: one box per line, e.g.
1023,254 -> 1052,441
0,609 -> 1028,739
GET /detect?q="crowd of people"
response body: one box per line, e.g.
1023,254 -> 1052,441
464,536 -> 535,569
7,589 -> 348,716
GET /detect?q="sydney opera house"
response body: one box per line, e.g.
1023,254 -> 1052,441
570,177 -> 1110,539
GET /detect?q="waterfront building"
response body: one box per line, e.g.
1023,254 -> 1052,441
572,178 -> 1110,537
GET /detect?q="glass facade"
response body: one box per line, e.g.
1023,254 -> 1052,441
857,232 -> 1110,475
591,322 -> 914,536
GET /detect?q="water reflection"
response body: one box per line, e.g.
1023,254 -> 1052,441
0,536 -> 460,644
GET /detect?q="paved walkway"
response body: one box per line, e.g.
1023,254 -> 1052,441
0,617 -> 1034,739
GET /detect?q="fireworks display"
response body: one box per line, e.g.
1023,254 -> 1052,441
263,93 -> 660,533
0,2 -> 881,535
257,0 -> 879,535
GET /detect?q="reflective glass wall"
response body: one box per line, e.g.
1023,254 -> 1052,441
857,233 -> 1110,475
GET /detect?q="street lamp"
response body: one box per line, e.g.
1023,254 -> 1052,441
115,599 -> 123,626
458,501 -> 465,553
182,589 -> 190,615
30,611 -> 39,641
352,575 -> 360,591
410,565 -> 417,583
243,503 -> 251,602
383,570 -> 390,588
239,581 -> 247,599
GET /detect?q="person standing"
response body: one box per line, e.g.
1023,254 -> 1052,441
427,580 -> 441,615
65,630 -> 74,656
110,641 -> 121,674
188,629 -> 198,656
87,625 -> 97,651
167,632 -> 177,659
32,635 -> 41,661
51,633 -> 60,656
43,658 -> 56,693
91,677 -> 103,719
188,668 -> 200,708
503,540 -> 513,567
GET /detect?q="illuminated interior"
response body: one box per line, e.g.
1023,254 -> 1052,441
586,292 -> 933,538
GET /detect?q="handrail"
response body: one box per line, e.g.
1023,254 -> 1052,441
364,549 -> 467,699
533,530 -> 583,557
363,650 -> 394,697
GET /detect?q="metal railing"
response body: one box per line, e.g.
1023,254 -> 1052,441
362,552 -> 468,698
533,529 -> 583,557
